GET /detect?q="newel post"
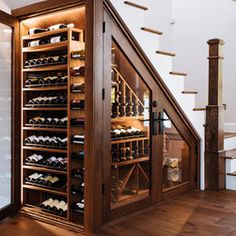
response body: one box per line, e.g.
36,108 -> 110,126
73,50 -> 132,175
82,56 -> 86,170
205,39 -> 225,190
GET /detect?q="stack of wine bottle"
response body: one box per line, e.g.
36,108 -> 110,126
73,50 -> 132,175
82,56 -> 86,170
71,151 -> 85,161
28,116 -> 67,127
25,172 -> 66,188
25,154 -> 67,169
24,55 -> 67,68
40,197 -> 68,216
25,75 -> 68,87
28,23 -> 75,35
71,99 -> 85,109
71,50 -> 85,60
26,94 -> 67,107
72,135 -> 84,145
111,125 -> 144,140
112,141 -> 149,163
24,135 -> 67,149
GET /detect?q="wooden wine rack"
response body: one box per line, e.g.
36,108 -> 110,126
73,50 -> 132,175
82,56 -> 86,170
21,27 -> 85,225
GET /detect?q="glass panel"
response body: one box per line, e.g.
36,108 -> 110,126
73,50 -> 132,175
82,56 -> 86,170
162,112 -> 190,191
111,42 -> 151,208
0,24 -> 12,209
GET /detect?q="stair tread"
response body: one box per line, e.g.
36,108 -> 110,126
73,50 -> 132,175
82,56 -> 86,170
182,91 -> 198,94
141,27 -> 163,35
225,149 -> 236,159
156,50 -> 176,57
124,1 -> 148,10
227,171 -> 236,176
193,108 -> 206,111
170,71 -> 187,76
224,132 -> 236,139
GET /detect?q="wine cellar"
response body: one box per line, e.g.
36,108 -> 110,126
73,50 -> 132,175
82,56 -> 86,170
0,0 -> 200,235
20,6 -> 86,230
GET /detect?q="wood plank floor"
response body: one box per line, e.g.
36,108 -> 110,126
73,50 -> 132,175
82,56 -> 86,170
2,190 -> 236,235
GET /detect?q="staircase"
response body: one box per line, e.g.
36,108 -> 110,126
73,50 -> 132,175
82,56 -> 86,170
110,0 -> 206,188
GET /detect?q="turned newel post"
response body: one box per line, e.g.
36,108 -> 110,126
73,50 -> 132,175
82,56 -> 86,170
205,39 -> 225,190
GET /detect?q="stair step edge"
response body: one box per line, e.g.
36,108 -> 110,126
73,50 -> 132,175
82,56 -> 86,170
182,91 -> 198,94
141,27 -> 163,35
224,133 -> 236,139
193,108 -> 206,111
156,50 -> 176,57
227,172 -> 236,176
124,1 -> 148,10
170,71 -> 187,76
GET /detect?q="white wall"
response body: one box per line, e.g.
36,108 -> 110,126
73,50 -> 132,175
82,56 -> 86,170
172,0 -> 236,129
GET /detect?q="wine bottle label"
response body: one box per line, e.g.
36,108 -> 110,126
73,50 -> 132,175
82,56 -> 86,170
50,36 -> 62,44
47,24 -> 67,31
60,117 -> 68,122
28,154 -> 38,160
47,156 -> 57,163
28,173 -> 39,179
28,40 -> 40,47
28,28 -> 46,35
43,175 -> 53,182
33,173 -> 43,180
48,177 -> 59,184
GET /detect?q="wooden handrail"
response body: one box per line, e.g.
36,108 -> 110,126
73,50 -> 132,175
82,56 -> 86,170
124,1 -> 148,10
141,27 -> 163,35
205,38 -> 225,190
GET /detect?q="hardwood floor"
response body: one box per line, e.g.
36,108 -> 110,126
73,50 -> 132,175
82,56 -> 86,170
2,190 -> 236,235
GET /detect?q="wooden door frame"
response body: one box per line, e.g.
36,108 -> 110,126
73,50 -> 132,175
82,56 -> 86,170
0,10 -> 20,222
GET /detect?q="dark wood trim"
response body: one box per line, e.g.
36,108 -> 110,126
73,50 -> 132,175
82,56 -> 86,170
205,39 -> 225,190
124,1 -> 148,11
193,108 -> 206,111
12,0 -> 85,18
84,0 -> 103,234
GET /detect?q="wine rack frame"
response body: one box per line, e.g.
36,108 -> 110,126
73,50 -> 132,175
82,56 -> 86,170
21,27 -> 85,227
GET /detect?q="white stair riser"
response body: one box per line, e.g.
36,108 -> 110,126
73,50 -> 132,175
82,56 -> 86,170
224,137 -> 236,151
226,159 -> 236,173
226,175 -> 236,190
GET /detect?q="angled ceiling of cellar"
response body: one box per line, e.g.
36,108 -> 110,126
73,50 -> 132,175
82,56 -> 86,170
3,0 -> 44,10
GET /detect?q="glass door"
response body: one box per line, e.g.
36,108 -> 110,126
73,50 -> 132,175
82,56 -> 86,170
0,13 -> 20,221
110,42 -> 151,210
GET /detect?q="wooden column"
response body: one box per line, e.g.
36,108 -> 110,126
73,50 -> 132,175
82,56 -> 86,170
205,39 -> 225,190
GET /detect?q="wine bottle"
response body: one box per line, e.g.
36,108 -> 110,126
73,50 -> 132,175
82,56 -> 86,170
58,137 -> 67,147
39,175 -> 53,185
47,176 -> 60,186
71,151 -> 85,160
71,66 -> 85,76
28,39 -> 49,47
72,135 -> 84,144
28,28 -> 46,35
52,200 -> 66,212
126,147 -> 133,160
29,116 -> 46,125
40,198 -> 54,209
71,169 -> 84,179
71,183 -> 84,195
71,99 -> 85,109
25,135 -> 37,144
26,154 -> 43,163
47,23 -> 73,31
25,78 -> 39,86
50,35 -> 67,44
58,203 -> 68,215
57,75 -> 68,84
71,83 -> 85,93
71,49 -> 85,60
71,199 -> 84,211
60,117 -> 67,126
71,118 -> 85,127
44,156 -> 57,166
25,172 -> 39,182
47,56 -> 59,64
58,55 -> 67,64
26,173 -> 43,183
120,147 -> 127,162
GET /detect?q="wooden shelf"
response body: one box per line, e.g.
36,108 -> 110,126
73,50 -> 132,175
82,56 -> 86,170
23,86 -> 68,91
112,156 -> 150,167
23,64 -> 67,72
23,184 -> 67,197
23,146 -> 67,154
23,127 -> 67,132
23,165 -> 67,175
22,28 -> 82,40
112,115 -> 144,122
23,107 -> 67,111
111,137 -> 148,144
22,41 -> 68,52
